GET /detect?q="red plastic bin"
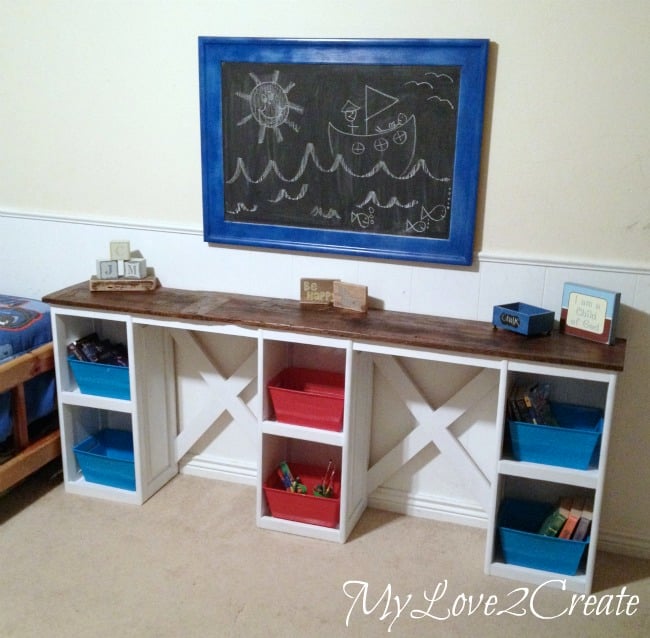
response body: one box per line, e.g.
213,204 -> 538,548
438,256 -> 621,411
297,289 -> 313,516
263,463 -> 341,528
267,367 -> 345,431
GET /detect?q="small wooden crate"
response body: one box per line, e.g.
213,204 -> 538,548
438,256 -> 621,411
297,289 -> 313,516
493,302 -> 554,336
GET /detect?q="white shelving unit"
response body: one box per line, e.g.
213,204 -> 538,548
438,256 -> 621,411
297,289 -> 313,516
51,308 -> 178,505
45,283 -> 626,591
484,361 -> 617,594
256,330 -> 372,543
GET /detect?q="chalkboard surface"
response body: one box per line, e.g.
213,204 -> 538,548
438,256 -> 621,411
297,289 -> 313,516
221,62 -> 461,240
199,38 -> 489,265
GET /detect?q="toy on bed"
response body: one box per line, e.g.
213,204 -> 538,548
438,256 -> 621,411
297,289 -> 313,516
0,294 -> 59,493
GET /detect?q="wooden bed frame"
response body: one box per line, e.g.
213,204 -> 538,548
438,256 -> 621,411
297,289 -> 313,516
0,342 -> 60,493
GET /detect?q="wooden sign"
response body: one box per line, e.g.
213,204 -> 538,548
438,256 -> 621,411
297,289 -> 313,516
560,282 -> 620,345
300,279 -> 339,305
333,281 -> 368,313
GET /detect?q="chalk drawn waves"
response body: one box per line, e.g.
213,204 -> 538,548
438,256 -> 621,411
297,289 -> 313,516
226,143 -> 326,185
268,183 -> 309,203
226,143 -> 449,185
358,191 -> 418,209
225,141 -> 452,238
226,202 -> 258,215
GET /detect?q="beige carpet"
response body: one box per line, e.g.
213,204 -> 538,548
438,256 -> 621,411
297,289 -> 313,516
1,460 -> 648,637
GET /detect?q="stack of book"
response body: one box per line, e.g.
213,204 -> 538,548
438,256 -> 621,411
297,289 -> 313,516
507,382 -> 558,425
538,496 -> 593,541
67,333 -> 129,367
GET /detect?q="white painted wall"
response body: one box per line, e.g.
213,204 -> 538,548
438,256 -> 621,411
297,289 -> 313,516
1,2 -> 649,557
1,1 -> 648,265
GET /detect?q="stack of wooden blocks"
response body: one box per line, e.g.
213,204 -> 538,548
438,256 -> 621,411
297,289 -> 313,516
91,241 -> 158,291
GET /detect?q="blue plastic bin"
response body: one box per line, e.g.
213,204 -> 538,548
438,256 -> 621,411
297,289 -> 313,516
68,357 -> 130,400
508,402 -> 603,469
73,429 -> 135,491
493,302 -> 555,336
498,499 -> 588,575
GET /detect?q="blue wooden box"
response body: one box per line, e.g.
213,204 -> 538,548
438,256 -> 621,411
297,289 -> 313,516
493,302 -> 555,336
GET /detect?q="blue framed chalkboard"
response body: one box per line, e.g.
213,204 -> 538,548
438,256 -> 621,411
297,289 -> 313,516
199,37 -> 488,265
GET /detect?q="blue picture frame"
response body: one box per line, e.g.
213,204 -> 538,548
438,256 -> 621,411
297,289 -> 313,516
199,37 -> 489,265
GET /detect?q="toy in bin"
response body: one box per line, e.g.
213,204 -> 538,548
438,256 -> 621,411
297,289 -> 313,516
264,461 -> 341,527
314,460 -> 336,498
276,460 -> 337,497
276,460 -> 337,498
277,461 -> 307,494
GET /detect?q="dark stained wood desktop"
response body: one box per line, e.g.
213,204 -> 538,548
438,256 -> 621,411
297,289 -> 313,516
44,282 -> 626,372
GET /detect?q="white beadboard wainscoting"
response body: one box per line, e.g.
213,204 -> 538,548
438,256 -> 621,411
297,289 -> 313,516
2,209 -> 649,559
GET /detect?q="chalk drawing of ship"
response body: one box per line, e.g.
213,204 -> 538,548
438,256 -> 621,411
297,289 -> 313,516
328,85 -> 416,177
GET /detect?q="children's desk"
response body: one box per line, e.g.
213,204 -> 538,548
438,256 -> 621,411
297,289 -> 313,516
44,282 -> 626,593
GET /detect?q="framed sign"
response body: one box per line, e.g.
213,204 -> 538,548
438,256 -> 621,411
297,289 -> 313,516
198,37 -> 489,265
560,283 -> 621,345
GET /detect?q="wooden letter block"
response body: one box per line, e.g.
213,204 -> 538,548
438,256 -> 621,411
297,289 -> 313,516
124,258 -> 147,279
96,259 -> 119,280
300,278 -> 339,305
333,281 -> 368,313
109,240 -> 131,261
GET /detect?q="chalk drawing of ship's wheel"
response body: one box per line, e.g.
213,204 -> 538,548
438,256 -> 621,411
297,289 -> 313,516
393,130 -> 407,145
373,137 -> 389,152
236,71 -> 304,144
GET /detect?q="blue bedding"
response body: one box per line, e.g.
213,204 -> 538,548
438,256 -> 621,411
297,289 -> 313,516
0,295 -> 56,442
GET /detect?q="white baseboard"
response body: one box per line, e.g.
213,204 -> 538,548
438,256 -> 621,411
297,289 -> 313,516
368,486 -> 488,529
599,529 -> 650,560
179,453 -> 257,487
180,453 -> 650,559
